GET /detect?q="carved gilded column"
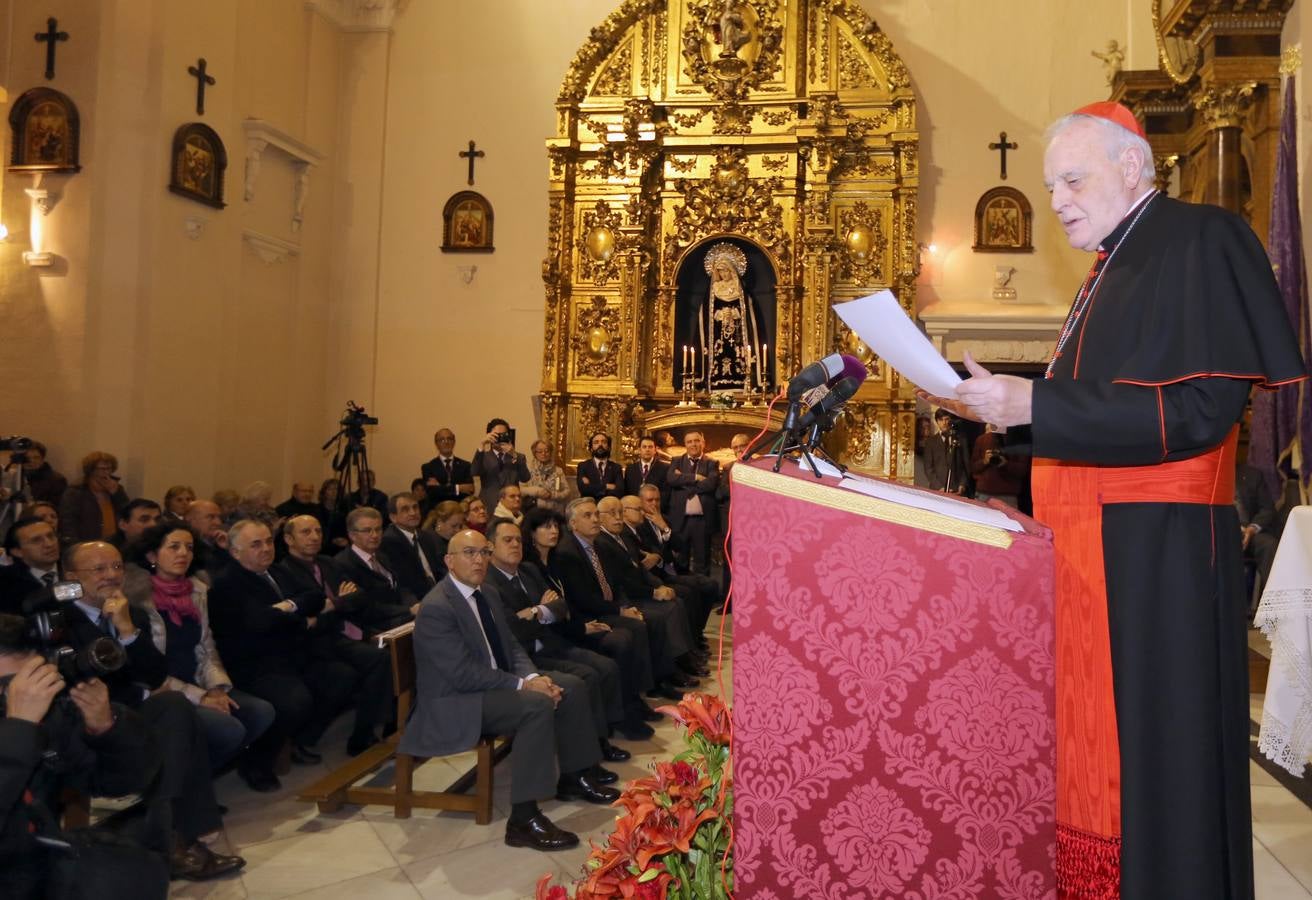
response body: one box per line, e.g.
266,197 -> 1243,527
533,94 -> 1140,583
1193,82 -> 1256,215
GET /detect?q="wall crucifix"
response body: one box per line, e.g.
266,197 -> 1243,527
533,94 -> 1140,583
35,17 -> 69,81
459,140 -> 484,186
188,58 -> 216,116
988,131 -> 1019,180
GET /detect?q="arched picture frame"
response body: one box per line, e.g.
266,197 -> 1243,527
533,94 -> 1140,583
441,190 -> 494,253
7,87 -> 81,173
972,185 -> 1033,253
168,123 -> 228,209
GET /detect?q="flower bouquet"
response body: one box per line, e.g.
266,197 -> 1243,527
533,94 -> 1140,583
537,693 -> 733,900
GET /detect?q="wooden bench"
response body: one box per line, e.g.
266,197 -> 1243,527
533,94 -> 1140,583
298,623 -> 511,822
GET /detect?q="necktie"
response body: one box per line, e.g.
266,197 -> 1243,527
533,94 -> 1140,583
642,464 -> 649,482
263,571 -> 281,597
583,542 -> 614,604
368,555 -> 395,587
508,574 -> 531,605
314,563 -> 363,640
443,458 -> 452,482
472,589 -> 510,670
412,535 -> 435,584
41,572 -> 57,588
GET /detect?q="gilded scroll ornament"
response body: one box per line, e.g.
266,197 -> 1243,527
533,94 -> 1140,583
593,39 -> 634,95
574,297 -> 622,378
679,0 -> 785,100
837,201 -> 887,283
837,32 -> 878,89
578,200 -> 625,285
1193,81 -> 1258,130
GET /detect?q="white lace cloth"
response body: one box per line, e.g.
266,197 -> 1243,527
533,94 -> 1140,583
1255,505 -> 1312,777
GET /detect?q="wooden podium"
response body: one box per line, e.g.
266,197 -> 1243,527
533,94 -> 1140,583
729,459 -> 1056,898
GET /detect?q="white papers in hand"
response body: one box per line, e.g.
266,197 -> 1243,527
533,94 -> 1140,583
833,290 -> 961,398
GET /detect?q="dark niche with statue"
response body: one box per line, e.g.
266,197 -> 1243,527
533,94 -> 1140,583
673,237 -> 776,393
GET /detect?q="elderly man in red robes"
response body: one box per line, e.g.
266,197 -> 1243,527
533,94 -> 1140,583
950,102 -> 1305,898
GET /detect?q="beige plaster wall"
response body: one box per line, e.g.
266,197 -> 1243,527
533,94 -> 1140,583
365,0 -> 1125,488
0,0 -> 360,502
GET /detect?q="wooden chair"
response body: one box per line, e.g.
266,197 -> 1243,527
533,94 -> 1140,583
297,623 -> 511,822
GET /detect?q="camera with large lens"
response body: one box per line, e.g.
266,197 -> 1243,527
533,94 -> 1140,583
24,582 -> 127,686
0,434 -> 32,466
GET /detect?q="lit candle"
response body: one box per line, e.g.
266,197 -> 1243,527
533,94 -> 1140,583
760,343 -> 768,390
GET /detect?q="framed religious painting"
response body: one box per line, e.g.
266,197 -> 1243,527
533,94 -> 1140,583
167,123 -> 228,209
972,185 -> 1033,253
441,190 -> 494,253
7,87 -> 81,173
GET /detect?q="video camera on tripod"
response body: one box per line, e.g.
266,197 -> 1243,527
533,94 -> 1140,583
322,401 -> 380,513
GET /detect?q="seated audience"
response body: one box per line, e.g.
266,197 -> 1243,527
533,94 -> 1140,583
333,507 -> 419,634
382,491 -> 446,599
124,523 -> 277,790
399,529 -> 619,853
277,514 -> 394,756
464,496 -> 490,534
577,432 -> 623,501
423,500 -> 467,558
622,494 -> 716,644
596,497 -> 705,680
420,427 -> 475,505
523,439 -> 573,513
19,441 -> 68,506
347,470 -> 388,517
318,478 -> 349,549
161,485 -> 196,523
493,484 -> 525,526
409,478 -> 432,516
211,489 -> 240,524
27,501 -> 59,531
63,540 -> 242,880
472,419 -> 532,513
485,516 -> 634,758
209,520 -> 354,768
111,498 -> 162,552
522,506 -> 655,735
0,516 -> 63,614
0,616 -> 168,898
236,482 -> 281,532
554,498 -> 687,701
58,451 -> 130,544
275,482 -> 320,522
183,500 -> 232,579
623,436 -> 669,506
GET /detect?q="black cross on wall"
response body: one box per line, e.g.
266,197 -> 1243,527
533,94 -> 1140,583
188,58 -> 217,116
35,18 -> 68,81
459,140 -> 484,186
989,131 -> 1019,181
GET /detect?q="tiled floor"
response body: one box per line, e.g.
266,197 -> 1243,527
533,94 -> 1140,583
157,617 -> 1312,899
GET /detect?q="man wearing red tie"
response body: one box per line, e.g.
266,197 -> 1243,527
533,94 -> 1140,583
665,431 -> 720,576
622,436 -> 670,508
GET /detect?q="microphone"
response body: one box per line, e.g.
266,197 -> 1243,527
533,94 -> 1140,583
796,375 -> 862,431
787,354 -> 865,400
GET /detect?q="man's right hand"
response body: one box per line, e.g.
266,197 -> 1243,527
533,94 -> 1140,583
522,676 -> 563,706
337,580 -> 360,596
4,657 -> 64,724
621,606 -> 644,621
69,678 -> 114,736
585,620 -> 611,635
213,530 -> 230,549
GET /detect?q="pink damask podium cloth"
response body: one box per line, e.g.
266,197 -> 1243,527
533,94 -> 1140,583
730,459 -> 1056,898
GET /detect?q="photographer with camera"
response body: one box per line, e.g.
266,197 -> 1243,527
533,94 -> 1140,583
472,418 -> 531,515
969,423 -> 1030,509
0,614 -> 168,899
62,541 -> 243,880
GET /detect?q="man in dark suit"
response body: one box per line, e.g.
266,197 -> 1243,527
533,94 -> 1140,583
276,514 -> 394,757
485,517 -> 638,752
332,508 -> 418,635
421,428 -> 475,505
554,498 -> 686,701
576,432 -> 623,501
1235,462 -> 1280,598
1,516 -> 63,614
209,520 -> 356,769
621,495 -> 717,643
63,540 -> 243,880
666,430 -> 720,575
381,492 -> 446,598
923,409 -> 969,493
471,418 -> 532,514
401,529 -> 619,852
622,436 -> 670,507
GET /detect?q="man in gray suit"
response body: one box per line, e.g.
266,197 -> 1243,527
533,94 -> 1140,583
400,529 -> 619,851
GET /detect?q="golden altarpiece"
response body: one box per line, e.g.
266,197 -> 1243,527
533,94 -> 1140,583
1111,0 -> 1296,244
537,0 -> 920,478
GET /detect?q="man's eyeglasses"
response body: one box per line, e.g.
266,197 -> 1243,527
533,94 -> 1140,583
456,548 -> 493,560
350,526 -> 384,535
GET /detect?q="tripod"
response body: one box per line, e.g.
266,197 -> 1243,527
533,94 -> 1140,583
321,425 -> 372,518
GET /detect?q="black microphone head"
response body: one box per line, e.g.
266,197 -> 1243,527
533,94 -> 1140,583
796,376 -> 861,431
787,353 -> 846,400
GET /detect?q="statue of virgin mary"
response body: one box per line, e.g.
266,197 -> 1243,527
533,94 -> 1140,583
697,242 -> 763,391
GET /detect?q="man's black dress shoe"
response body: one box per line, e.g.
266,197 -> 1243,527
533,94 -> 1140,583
616,719 -> 655,740
600,739 -> 631,762
639,705 -> 664,722
556,773 -> 621,804
588,765 -> 619,784
679,661 -> 711,678
238,766 -> 281,793
504,813 -> 580,851
289,744 -> 322,765
648,684 -> 684,701
667,672 -> 699,688
171,840 -> 246,881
